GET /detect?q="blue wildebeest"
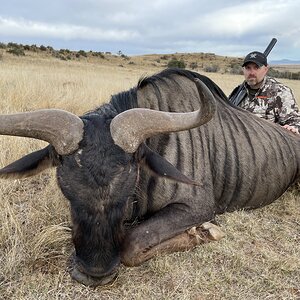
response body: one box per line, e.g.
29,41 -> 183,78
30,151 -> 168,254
0,69 -> 299,286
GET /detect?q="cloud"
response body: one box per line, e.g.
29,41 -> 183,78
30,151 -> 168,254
0,17 -> 139,41
0,0 -> 299,59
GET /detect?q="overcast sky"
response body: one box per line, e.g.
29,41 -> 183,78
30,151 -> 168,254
1,0 -> 299,60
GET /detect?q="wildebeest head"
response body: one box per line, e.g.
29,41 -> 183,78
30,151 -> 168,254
0,76 -> 216,286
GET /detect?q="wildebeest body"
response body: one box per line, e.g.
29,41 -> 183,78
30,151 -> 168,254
0,68 -> 299,286
127,70 -> 299,214
112,70 -> 299,268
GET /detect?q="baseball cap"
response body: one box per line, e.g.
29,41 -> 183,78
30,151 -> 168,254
242,51 -> 268,67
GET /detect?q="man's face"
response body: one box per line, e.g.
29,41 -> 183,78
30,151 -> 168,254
243,62 -> 269,88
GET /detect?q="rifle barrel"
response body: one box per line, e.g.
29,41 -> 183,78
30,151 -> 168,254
264,38 -> 277,57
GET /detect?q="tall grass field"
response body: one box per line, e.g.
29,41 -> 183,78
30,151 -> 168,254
0,53 -> 299,300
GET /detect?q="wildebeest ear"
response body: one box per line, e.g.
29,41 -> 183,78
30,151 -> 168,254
138,145 -> 198,185
0,145 -> 57,179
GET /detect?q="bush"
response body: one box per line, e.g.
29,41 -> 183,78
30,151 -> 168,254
77,50 -> 87,57
189,62 -> 198,70
203,64 -> 219,73
229,63 -> 243,75
167,58 -> 186,69
7,47 -> 25,56
160,55 -> 169,60
7,42 -> 20,48
23,45 -> 31,51
30,44 -> 39,52
92,52 -> 105,59
47,46 -> 54,52
39,45 -> 47,51
268,67 -> 300,80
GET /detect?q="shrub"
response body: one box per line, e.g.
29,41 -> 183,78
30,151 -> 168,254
203,64 -> 219,73
7,42 -> 20,48
30,44 -> 39,52
47,46 -> 54,52
268,67 -> 300,80
189,62 -> 198,70
92,52 -> 105,58
229,63 -> 243,75
121,54 -> 130,60
160,55 -> 169,60
167,58 -> 186,69
39,45 -> 47,51
7,47 -> 25,56
77,50 -> 87,57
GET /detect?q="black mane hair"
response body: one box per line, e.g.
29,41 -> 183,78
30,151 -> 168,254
108,68 -> 230,115
138,68 -> 229,102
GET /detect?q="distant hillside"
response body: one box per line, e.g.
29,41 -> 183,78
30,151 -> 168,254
1,41 -> 300,79
0,42 -> 246,75
270,59 -> 300,65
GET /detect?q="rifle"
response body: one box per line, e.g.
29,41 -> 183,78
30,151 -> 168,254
229,38 -> 277,106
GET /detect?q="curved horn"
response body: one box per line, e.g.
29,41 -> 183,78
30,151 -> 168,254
110,78 -> 216,153
0,109 -> 84,155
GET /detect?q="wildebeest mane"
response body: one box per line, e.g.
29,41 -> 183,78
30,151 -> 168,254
110,88 -> 138,114
138,68 -> 229,104
109,68 -> 230,115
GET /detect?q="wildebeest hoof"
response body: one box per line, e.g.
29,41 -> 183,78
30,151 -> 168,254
187,222 -> 225,242
200,222 -> 225,241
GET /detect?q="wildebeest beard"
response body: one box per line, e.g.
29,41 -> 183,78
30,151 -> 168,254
64,161 -> 138,287
70,198 -> 127,279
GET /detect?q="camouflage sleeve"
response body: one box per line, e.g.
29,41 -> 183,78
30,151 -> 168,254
275,85 -> 300,131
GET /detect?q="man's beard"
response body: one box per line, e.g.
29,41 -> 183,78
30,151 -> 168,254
246,77 -> 258,87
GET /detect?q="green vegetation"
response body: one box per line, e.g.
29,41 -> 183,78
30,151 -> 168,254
6,43 -> 25,56
189,62 -> 198,70
204,64 -> 220,73
268,67 -> 300,80
167,58 -> 186,69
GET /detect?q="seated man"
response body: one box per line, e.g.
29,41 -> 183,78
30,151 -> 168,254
229,51 -> 300,134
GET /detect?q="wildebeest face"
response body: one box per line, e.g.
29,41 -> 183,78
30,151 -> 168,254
56,116 -> 139,286
61,153 -> 138,286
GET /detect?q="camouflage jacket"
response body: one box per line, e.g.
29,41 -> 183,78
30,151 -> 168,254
229,76 -> 300,130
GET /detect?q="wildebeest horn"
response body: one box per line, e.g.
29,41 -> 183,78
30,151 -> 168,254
0,109 -> 84,155
110,78 -> 216,153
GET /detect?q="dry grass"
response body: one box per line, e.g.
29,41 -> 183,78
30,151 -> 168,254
0,54 -> 299,300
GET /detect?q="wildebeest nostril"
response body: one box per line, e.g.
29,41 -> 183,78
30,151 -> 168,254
71,265 -> 118,287
69,254 -> 120,287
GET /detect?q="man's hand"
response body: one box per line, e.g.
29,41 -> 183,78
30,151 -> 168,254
283,124 -> 300,135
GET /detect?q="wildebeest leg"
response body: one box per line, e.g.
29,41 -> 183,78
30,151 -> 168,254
121,204 -> 224,266
121,222 -> 224,266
